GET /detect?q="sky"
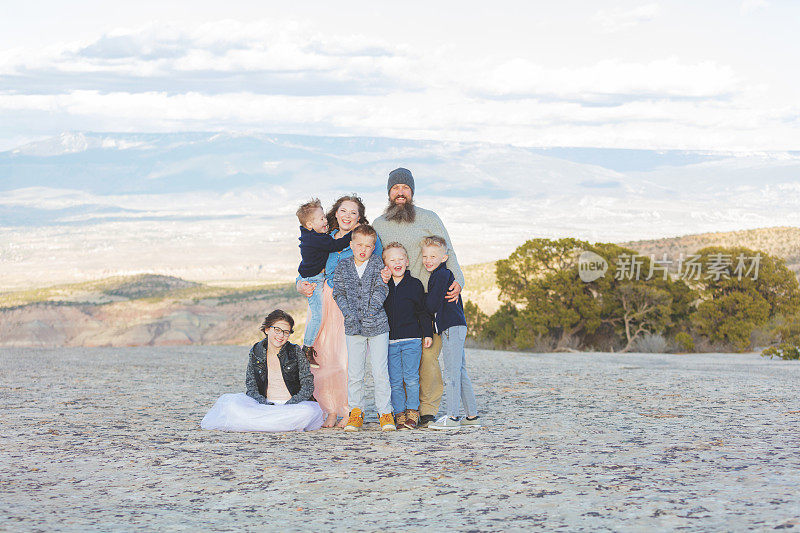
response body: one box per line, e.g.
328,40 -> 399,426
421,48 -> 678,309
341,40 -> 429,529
1,0 -> 799,153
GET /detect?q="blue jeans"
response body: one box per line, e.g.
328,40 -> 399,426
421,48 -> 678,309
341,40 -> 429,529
301,272 -> 325,347
388,339 -> 422,413
439,325 -> 477,418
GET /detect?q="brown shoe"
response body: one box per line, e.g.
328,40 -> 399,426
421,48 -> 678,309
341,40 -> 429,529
404,409 -> 419,429
395,411 -> 407,429
302,345 -> 320,368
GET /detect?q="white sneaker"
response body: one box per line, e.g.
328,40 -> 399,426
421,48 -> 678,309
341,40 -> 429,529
460,416 -> 481,428
428,415 -> 461,430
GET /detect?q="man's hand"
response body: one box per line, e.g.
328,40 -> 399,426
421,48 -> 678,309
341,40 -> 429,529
445,281 -> 462,302
296,280 -> 315,298
423,337 -> 433,349
380,266 -> 391,284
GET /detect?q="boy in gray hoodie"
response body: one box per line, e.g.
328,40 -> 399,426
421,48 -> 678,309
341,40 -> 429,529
332,224 -> 396,431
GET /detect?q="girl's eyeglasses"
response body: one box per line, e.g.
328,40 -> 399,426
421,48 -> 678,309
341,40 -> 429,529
270,326 -> 293,337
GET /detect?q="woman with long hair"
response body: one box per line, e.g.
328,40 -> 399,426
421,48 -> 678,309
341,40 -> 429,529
297,194 -> 383,428
201,309 -> 324,432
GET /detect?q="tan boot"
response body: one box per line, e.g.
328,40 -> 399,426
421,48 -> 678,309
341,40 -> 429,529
378,413 -> 396,431
344,408 -> 363,431
404,409 -> 419,429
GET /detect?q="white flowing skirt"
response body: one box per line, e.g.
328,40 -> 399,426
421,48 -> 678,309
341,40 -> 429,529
201,393 -> 324,432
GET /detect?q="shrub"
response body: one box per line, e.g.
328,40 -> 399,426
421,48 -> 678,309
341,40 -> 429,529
673,331 -> 695,352
761,313 -> 800,360
530,334 -> 559,353
632,333 -> 669,353
762,344 -> 800,360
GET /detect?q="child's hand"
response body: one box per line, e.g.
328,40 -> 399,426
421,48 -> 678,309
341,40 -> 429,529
343,222 -> 361,234
296,280 -> 315,298
423,337 -> 433,349
380,266 -> 391,283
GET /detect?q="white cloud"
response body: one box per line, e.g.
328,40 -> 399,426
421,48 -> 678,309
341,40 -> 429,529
2,86 -> 797,151
596,3 -> 661,33
0,17 -> 798,151
741,0 -> 769,14
474,57 -> 738,99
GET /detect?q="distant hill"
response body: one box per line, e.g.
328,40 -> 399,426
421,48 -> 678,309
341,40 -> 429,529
620,226 -> 800,275
4,225 -> 799,347
0,274 -> 304,347
462,262 -> 501,315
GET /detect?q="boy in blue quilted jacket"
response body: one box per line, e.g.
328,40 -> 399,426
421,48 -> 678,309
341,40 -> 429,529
422,235 -> 480,430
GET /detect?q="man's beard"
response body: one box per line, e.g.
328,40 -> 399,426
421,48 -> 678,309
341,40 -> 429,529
384,196 -> 416,223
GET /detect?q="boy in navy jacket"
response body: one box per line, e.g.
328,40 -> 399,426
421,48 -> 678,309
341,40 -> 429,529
296,198 -> 352,367
382,242 -> 433,429
422,236 -> 479,430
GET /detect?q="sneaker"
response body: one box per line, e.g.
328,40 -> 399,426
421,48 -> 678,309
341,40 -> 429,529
302,345 -> 320,368
404,409 -> 419,429
428,415 -> 461,430
418,414 -> 436,428
344,408 -> 363,431
378,413 -> 396,431
460,415 -> 481,428
395,411 -> 407,429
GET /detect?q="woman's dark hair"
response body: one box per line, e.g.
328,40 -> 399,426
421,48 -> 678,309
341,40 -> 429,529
260,309 -> 295,335
326,194 -> 368,231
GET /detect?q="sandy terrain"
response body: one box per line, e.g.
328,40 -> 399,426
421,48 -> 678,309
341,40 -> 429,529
1,347 -> 799,531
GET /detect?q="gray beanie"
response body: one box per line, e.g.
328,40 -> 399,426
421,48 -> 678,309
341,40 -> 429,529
387,167 -> 415,195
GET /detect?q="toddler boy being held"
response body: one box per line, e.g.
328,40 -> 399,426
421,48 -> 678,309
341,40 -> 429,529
296,198 -> 352,367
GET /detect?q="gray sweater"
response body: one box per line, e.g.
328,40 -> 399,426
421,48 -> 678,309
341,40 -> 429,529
332,253 -> 390,337
372,205 -> 465,291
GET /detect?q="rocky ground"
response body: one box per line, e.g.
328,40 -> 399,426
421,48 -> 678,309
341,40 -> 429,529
1,347 -> 799,531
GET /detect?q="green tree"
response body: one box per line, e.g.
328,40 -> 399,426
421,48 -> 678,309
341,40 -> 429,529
482,303 -> 519,349
496,238 -> 599,349
694,291 -> 770,351
495,238 -> 697,351
689,246 -> 800,351
464,300 -> 487,340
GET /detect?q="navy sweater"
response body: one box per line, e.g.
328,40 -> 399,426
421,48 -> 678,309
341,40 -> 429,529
298,226 -> 352,278
384,271 -> 434,340
425,262 -> 467,334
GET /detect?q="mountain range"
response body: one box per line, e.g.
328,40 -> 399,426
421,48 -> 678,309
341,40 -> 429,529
2,131 -> 800,290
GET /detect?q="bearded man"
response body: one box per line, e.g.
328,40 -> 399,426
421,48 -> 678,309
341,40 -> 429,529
373,167 -> 465,427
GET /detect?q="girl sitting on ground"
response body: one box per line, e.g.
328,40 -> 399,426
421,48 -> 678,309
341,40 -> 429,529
201,309 -> 324,432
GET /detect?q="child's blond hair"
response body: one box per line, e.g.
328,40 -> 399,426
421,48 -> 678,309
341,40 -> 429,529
382,241 -> 408,260
420,235 -> 447,250
296,198 -> 322,227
